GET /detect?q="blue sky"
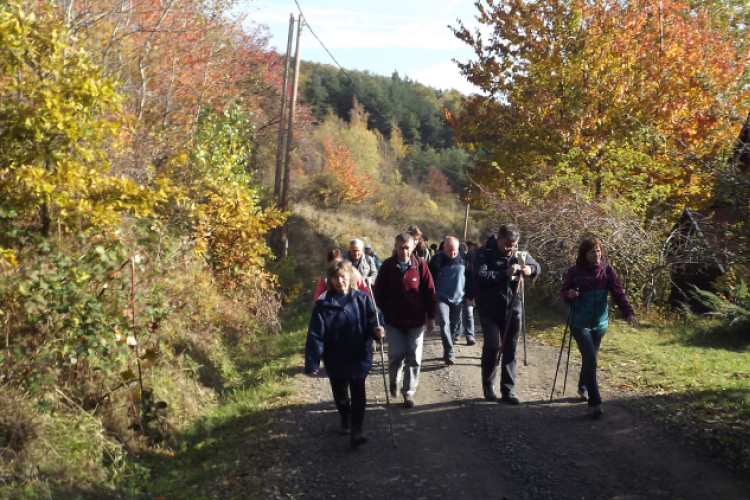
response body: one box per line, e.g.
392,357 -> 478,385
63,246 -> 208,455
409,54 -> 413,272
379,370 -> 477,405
240,0 -> 482,94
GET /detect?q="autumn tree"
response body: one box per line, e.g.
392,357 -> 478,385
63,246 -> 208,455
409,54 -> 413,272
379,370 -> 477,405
0,0 -> 163,239
448,0 -> 750,211
425,167 -> 452,197
307,140 -> 376,209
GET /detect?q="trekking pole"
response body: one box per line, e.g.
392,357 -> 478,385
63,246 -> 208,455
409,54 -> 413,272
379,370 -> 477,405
366,283 -> 397,448
562,323 -> 574,395
497,272 -> 523,367
549,292 -> 579,401
521,279 -> 528,366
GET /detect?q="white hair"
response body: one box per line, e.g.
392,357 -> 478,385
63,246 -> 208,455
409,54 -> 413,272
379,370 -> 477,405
444,236 -> 459,247
349,238 -> 364,249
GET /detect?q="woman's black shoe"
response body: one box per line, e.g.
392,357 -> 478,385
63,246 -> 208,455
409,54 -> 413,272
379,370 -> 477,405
339,416 -> 351,435
350,428 -> 368,448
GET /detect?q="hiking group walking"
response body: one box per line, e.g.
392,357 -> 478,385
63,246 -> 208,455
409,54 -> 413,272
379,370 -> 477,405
304,223 -> 638,447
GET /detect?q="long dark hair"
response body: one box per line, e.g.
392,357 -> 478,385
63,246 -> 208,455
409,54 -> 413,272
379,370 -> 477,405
576,238 -> 604,267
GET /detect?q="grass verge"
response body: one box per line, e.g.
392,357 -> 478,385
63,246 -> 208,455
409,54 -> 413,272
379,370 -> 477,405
526,302 -> 750,472
2,314 -> 309,500
138,313 -> 309,499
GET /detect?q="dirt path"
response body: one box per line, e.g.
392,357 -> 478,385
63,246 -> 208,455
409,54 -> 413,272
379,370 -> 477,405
269,328 -> 749,500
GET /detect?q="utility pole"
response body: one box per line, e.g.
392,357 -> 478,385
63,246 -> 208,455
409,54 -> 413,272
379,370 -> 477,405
279,14 -> 303,256
273,14 -> 295,201
463,203 -> 470,241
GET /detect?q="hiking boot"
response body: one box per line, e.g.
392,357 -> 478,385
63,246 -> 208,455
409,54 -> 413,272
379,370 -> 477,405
466,337 -> 476,346
350,428 -> 368,448
589,406 -> 604,418
403,395 -> 415,408
501,394 -> 520,405
389,381 -> 398,398
444,357 -> 455,366
339,417 -> 351,436
482,383 -> 497,402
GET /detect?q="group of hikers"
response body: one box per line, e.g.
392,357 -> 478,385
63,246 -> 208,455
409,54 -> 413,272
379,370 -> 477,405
304,224 -> 638,448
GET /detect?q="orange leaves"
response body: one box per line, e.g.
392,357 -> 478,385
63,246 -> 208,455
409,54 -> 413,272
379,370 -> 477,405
318,140 -> 376,207
450,0 -> 750,208
425,167 -> 451,197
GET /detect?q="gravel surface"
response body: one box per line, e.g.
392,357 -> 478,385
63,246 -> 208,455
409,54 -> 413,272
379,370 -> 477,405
267,326 -> 749,500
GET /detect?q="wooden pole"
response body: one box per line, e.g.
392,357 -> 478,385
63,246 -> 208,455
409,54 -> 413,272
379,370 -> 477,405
463,203 -> 470,241
280,15 -> 303,256
273,14 -> 295,201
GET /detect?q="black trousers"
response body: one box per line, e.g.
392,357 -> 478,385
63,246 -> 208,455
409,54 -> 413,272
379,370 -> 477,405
479,313 -> 521,397
329,377 -> 367,429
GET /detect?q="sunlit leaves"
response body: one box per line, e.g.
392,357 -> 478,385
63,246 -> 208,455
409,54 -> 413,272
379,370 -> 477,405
449,0 -> 750,209
0,0 -> 163,234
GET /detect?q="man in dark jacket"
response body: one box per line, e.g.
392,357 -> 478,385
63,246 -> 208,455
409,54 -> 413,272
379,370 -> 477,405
345,239 -> 378,285
429,237 -> 472,365
373,232 -> 437,408
470,224 -> 540,404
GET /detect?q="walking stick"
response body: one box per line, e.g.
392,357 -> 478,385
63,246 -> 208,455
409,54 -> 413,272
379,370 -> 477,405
366,283 -> 397,448
521,279 -> 528,367
562,323 -> 574,395
549,293 -> 579,402
497,251 -> 528,367
496,273 -> 523,366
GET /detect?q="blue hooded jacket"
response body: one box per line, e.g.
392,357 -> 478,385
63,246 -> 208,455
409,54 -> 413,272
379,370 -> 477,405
429,250 -> 469,304
305,289 -> 384,379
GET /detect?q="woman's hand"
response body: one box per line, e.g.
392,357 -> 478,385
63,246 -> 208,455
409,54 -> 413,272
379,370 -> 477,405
374,326 -> 385,339
626,316 -> 639,328
568,289 -> 579,300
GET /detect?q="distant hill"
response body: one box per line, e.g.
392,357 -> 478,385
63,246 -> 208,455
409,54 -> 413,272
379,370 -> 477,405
299,61 -> 471,189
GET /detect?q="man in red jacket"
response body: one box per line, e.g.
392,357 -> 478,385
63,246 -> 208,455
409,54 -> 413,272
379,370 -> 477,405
373,232 -> 437,408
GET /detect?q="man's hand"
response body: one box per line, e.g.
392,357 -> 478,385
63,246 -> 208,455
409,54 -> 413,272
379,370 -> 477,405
365,277 -> 372,286
568,289 -> 579,300
374,326 -> 385,339
426,318 -> 435,333
466,299 -> 474,307
506,264 -> 521,277
521,265 -> 532,276
626,316 -> 639,328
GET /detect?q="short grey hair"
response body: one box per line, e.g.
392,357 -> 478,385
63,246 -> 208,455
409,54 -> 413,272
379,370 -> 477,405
349,238 -> 364,249
498,224 -> 520,242
443,236 -> 459,248
395,232 -> 414,246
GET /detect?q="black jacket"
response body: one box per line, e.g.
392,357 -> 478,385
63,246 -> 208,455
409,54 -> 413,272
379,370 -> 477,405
470,236 -> 541,323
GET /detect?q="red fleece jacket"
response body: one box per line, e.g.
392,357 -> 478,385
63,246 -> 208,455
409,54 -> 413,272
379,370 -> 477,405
373,254 -> 436,329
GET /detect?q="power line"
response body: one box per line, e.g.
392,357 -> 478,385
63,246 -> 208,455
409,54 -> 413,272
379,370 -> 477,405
292,0 -> 398,137
291,0 -> 482,189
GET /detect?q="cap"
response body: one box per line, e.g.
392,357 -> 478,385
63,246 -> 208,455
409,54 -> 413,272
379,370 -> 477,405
364,243 -> 372,249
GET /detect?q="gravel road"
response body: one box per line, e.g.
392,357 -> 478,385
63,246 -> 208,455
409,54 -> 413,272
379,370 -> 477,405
268,327 -> 749,500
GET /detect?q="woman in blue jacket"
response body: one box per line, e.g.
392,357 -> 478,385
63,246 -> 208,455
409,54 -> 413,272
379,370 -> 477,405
561,238 -> 638,418
305,259 -> 385,448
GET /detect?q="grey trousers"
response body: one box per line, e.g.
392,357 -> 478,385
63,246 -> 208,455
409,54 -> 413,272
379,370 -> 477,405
386,324 -> 425,397
437,300 -> 463,360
